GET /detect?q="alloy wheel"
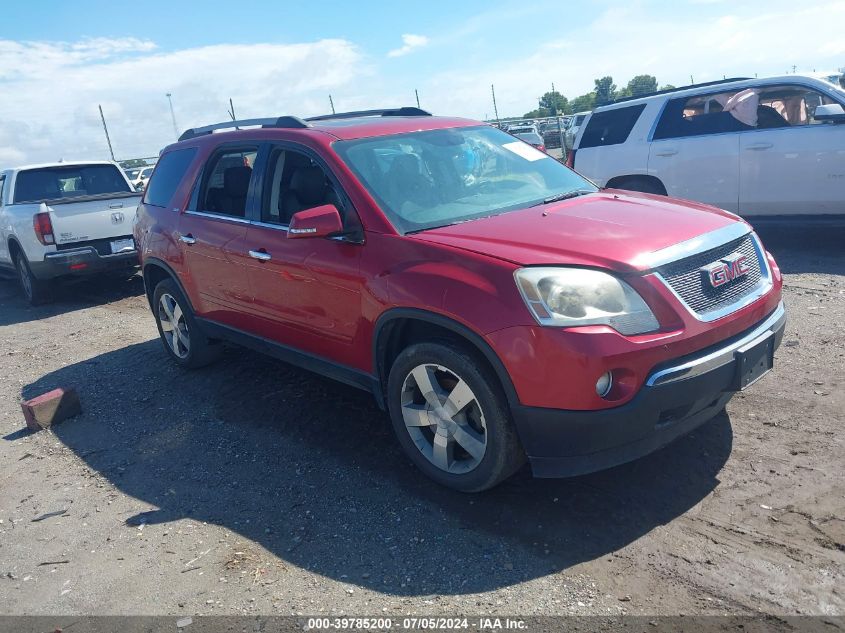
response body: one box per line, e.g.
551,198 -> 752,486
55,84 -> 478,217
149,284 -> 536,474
158,293 -> 190,359
400,363 -> 488,474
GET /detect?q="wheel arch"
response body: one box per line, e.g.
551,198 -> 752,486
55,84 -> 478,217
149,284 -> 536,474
372,308 -> 520,410
142,258 -> 195,312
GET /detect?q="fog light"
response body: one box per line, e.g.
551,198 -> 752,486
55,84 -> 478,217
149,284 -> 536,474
595,372 -> 613,398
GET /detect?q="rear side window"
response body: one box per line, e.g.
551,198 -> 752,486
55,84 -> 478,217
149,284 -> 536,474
578,105 -> 646,148
144,148 -> 197,208
195,147 -> 258,218
14,164 -> 131,203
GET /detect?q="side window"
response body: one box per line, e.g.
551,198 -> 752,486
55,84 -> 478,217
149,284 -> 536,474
756,85 -> 838,127
579,104 -> 646,148
260,148 -> 345,226
0,176 -> 5,205
654,90 -> 753,140
144,148 -> 197,208
197,147 -> 258,218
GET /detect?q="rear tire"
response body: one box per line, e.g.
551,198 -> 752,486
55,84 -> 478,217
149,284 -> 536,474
14,252 -> 53,305
152,278 -> 220,368
387,342 -> 525,492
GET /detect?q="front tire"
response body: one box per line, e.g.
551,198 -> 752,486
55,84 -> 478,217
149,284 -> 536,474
14,252 -> 53,305
152,278 -> 220,368
387,342 -> 525,492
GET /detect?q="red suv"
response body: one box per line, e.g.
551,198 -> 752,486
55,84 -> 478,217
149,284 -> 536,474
134,108 -> 785,492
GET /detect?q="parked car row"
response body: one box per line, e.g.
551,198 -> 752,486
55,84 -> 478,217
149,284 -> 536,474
569,75 -> 845,219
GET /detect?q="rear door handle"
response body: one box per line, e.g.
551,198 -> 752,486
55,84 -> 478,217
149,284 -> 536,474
746,142 -> 773,150
179,234 -> 196,245
249,249 -> 272,261
654,149 -> 678,157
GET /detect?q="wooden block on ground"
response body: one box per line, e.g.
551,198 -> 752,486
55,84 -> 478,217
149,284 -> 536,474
21,388 -> 82,431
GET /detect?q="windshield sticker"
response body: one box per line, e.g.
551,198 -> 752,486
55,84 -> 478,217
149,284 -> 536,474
502,141 -> 548,162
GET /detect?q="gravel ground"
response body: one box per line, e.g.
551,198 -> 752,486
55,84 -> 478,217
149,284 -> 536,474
0,225 -> 842,617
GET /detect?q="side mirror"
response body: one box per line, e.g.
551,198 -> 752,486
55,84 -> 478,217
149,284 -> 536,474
288,204 -> 343,239
814,103 -> 845,122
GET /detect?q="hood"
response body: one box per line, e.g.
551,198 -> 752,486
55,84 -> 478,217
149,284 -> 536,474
411,191 -> 743,273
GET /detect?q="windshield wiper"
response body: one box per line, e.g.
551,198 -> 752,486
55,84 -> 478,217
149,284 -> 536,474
532,189 -> 595,206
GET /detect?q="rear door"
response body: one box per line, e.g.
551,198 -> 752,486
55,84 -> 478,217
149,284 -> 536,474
11,164 -> 141,246
242,143 -> 366,368
176,144 -> 258,325
648,90 -> 747,212
738,83 -> 845,216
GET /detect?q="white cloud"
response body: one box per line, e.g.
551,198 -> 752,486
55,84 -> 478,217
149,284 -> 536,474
387,34 -> 429,58
0,37 -> 366,164
416,1 -> 845,119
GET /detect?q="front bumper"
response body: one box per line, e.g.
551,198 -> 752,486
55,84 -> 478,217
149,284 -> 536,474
514,302 -> 786,478
30,246 -> 139,280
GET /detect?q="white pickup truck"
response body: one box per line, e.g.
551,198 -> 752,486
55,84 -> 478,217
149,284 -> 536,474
0,161 -> 142,304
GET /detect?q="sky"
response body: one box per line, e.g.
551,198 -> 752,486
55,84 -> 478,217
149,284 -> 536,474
1,0 -> 843,164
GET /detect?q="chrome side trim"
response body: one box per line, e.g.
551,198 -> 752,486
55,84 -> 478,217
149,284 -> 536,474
653,231 -> 773,322
184,210 -> 251,225
631,222 -> 751,270
646,301 -> 785,387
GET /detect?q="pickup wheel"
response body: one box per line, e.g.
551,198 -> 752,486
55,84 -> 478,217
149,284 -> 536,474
387,342 -> 525,492
152,279 -> 220,368
14,252 -> 53,305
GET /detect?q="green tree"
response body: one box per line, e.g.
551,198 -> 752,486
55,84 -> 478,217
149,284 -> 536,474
658,84 -> 676,91
539,91 -> 569,116
570,92 -> 596,113
594,76 -> 616,107
120,158 -> 148,169
626,74 -> 658,97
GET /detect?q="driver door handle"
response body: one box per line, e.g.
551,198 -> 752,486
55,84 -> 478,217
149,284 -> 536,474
654,148 -> 678,157
746,142 -> 773,151
178,234 -> 196,245
249,249 -> 272,262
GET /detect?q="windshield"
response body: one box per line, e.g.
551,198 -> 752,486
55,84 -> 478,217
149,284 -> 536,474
334,125 -> 595,234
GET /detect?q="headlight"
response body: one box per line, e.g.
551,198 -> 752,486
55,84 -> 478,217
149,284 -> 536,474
514,267 -> 659,335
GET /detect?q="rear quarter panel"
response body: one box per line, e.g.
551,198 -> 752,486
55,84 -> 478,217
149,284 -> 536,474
573,101 -> 661,186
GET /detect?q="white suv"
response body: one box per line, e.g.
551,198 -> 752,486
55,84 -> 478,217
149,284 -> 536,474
570,75 -> 845,218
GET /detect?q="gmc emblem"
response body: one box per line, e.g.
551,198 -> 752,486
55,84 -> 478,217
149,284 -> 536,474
700,253 -> 750,288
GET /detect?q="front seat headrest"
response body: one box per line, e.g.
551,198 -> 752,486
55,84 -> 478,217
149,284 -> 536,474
223,166 -> 252,196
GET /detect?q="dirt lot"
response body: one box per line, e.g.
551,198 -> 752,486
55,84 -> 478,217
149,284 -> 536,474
0,226 -> 842,617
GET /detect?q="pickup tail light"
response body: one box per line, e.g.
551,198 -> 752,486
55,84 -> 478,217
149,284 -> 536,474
565,149 -> 576,169
33,212 -> 55,245
538,145 -> 546,153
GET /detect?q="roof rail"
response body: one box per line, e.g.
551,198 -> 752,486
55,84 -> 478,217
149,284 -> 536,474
611,77 -> 752,104
178,116 -> 310,142
306,107 -> 431,122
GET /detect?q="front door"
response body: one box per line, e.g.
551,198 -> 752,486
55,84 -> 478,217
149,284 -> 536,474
242,144 -> 366,369
739,83 -> 845,216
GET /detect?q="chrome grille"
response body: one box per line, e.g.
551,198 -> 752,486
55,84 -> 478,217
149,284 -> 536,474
656,234 -> 765,317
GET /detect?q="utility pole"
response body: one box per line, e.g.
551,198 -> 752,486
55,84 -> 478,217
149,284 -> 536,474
166,93 -> 179,139
491,84 -> 500,126
329,95 -> 336,114
227,98 -> 236,121
415,89 -> 420,108
98,105 -> 115,161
